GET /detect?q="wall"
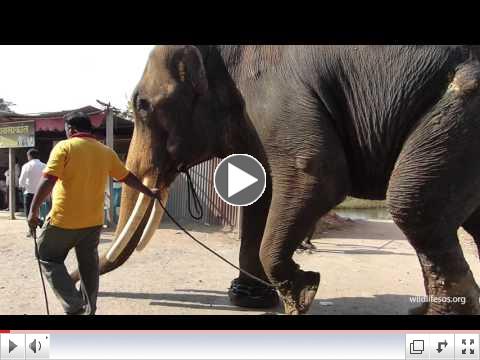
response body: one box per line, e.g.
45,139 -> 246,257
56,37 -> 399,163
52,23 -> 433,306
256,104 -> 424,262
165,158 -> 239,227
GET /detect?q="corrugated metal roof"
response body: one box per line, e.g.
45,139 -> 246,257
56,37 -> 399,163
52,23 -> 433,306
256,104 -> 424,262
3,105 -> 102,119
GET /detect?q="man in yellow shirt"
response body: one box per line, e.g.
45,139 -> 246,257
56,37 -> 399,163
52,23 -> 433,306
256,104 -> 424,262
28,111 -> 161,315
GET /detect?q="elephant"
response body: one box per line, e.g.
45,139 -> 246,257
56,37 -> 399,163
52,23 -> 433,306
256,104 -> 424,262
71,45 -> 480,315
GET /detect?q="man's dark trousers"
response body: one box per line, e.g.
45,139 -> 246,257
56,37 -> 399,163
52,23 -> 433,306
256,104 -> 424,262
24,192 -> 34,217
37,221 -> 102,315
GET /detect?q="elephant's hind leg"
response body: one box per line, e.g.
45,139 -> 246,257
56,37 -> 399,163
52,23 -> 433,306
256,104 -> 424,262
387,62 -> 480,314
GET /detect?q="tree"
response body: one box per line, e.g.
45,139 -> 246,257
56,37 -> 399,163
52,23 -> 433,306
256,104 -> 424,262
97,98 -> 134,122
119,99 -> 134,121
105,101 -> 134,122
0,98 -> 15,112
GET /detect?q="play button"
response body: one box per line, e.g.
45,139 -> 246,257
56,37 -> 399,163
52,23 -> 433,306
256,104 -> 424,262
227,163 -> 259,197
9,340 -> 17,353
1,334 -> 25,359
214,154 -> 266,206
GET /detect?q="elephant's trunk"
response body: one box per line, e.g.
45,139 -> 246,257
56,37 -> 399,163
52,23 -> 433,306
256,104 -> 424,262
70,122 -> 169,283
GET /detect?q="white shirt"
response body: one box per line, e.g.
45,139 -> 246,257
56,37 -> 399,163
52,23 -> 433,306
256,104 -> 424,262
19,159 -> 46,194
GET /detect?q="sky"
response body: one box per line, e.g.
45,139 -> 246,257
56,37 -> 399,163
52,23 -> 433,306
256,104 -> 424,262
0,45 -> 155,114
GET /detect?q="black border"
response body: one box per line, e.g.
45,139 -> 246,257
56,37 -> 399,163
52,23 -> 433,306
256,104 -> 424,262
2,315 -> 479,330
2,7 -> 480,44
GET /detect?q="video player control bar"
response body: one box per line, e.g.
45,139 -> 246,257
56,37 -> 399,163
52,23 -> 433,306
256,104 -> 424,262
407,334 -> 479,359
1,332 -> 478,359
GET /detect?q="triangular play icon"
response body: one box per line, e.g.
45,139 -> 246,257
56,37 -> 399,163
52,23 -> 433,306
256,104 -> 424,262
9,339 -> 17,353
227,163 -> 258,198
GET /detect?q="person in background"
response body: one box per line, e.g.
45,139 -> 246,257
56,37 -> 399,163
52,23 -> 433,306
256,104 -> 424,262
19,148 -> 46,237
28,111 -> 162,315
0,175 -> 6,209
4,159 -> 21,211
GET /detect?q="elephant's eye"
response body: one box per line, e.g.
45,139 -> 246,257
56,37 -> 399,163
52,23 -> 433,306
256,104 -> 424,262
137,98 -> 151,113
134,93 -> 153,119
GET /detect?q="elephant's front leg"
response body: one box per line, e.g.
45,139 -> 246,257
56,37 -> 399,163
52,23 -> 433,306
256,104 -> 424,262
228,183 -> 278,308
260,154 -> 350,315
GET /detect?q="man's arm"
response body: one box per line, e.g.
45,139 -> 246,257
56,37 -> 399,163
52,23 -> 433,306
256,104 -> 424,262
122,173 -> 162,200
109,150 -> 161,200
27,176 -> 56,228
18,164 -> 27,189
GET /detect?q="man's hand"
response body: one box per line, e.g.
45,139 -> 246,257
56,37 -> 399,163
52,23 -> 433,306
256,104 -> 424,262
150,188 -> 163,201
29,176 -> 56,232
28,209 -> 41,230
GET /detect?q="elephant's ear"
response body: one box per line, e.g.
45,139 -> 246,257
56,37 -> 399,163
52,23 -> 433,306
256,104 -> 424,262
175,45 -> 208,96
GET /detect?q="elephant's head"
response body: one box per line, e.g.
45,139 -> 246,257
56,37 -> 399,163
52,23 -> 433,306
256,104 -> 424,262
71,45 -> 240,281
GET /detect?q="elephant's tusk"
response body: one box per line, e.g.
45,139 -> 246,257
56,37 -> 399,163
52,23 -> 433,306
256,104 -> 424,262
136,190 -> 169,252
106,176 -> 157,262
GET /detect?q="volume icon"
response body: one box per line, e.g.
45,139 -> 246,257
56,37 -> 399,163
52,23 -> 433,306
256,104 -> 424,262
29,338 -> 42,354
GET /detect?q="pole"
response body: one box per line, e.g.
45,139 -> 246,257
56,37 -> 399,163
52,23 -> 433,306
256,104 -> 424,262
106,108 -> 115,227
8,148 -> 16,220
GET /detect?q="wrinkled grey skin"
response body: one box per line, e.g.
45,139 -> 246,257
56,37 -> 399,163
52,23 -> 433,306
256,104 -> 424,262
100,45 -> 480,314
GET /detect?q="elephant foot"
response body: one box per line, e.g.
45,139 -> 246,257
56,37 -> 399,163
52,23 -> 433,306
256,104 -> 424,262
418,270 -> 480,315
228,278 -> 279,309
278,270 -> 320,315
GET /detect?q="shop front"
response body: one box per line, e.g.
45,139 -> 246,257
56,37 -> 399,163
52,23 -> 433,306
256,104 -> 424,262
0,106 -> 133,223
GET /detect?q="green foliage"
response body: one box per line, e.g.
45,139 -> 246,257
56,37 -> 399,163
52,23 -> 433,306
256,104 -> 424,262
0,98 -> 15,112
119,100 -> 134,121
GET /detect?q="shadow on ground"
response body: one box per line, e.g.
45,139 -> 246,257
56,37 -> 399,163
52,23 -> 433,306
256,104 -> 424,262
98,223 -> 238,246
160,220 -> 238,235
99,289 -> 258,312
98,289 -> 415,315
303,240 -> 414,256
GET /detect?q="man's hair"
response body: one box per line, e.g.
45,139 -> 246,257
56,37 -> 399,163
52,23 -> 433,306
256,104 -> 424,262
64,111 -> 93,133
27,148 -> 40,159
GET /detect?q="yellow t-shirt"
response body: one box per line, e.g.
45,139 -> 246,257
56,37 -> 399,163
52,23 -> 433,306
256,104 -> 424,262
43,135 -> 130,229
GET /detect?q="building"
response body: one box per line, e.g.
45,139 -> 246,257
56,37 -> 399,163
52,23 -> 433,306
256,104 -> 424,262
0,106 -> 133,221
0,106 -> 132,170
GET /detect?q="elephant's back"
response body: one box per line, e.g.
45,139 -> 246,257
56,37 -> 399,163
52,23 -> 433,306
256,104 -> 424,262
315,45 -> 470,199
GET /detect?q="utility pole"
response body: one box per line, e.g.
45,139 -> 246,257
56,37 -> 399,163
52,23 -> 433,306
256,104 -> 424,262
8,148 -> 16,220
97,99 -> 124,228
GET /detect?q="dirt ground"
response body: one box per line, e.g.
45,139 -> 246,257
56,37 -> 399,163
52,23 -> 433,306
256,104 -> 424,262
1,211 -> 479,315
